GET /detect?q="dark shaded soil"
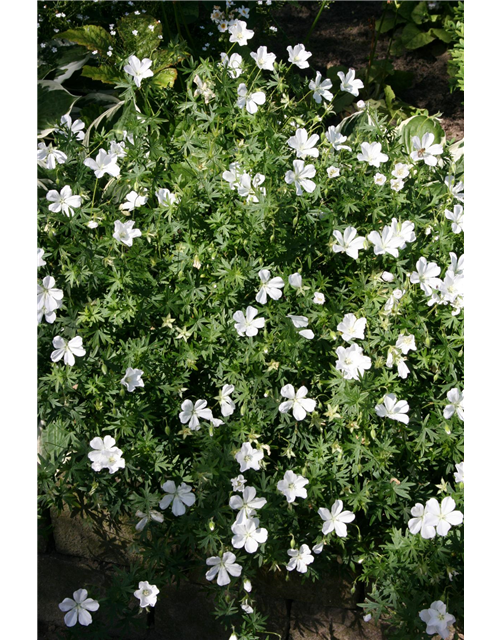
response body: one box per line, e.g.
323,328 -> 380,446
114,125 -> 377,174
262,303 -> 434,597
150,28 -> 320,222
271,1 -> 463,140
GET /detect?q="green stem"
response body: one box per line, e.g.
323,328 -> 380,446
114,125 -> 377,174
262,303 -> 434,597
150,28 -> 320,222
304,0 -> 328,45
366,1 -> 389,87
161,2 -> 173,42
178,1 -> 196,50
91,178 -> 98,209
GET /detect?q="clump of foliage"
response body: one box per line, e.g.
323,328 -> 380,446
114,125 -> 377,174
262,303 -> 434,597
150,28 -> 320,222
37,3 -> 464,640
444,1 -> 464,93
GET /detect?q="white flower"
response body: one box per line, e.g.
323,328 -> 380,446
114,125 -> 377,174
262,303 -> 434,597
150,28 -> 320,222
381,271 -> 394,282
327,166 -> 340,178
51,336 -> 85,366
309,71 -> 333,103
408,502 -> 436,539
325,124 -> 352,152
135,509 -> 164,532
443,388 -> 464,421
84,149 -> 120,178
391,163 -> 410,179
231,517 -> 268,553
410,257 -> 442,296
235,442 -> 264,472
229,486 -> 267,524
220,52 -> 243,78
277,470 -> 309,503
256,269 -> 285,304
219,384 -> 236,417
357,100 -> 366,109
445,204 -> 464,233
134,581 -> 159,607
46,185 -> 82,217
384,288 -> 405,313
318,499 -> 355,536
288,272 -> 302,288
37,142 -> 67,170
113,220 -> 142,247
37,248 -> 46,267
179,399 -> 213,430
375,393 -> 409,424
390,177 -> 405,192
250,46 -> 276,70
236,172 -> 266,203
236,83 -> 265,114
156,188 -> 177,207
386,349 -> 410,379
337,68 -> 364,96
374,173 -> 386,185
228,20 -> 254,45
88,436 -> 125,473
159,480 -> 196,516
419,601 -> 456,640
425,497 -> 463,537
87,220 -> 99,229
396,334 -> 416,354
363,614 -> 372,622
367,227 -> 402,258
337,313 -> 366,342
243,579 -> 252,592
444,175 -> 464,202
37,276 -> 63,324
313,292 -> 325,305
279,384 -> 316,421
231,475 -> 247,492
193,75 -> 215,104
357,142 -> 388,167
287,128 -> 320,159
241,600 -> 254,614
206,552 -> 242,586
335,344 -> 371,380
331,227 -> 366,260
59,589 -> 99,627
454,461 -> 464,484
123,55 -> 154,87
109,140 -> 127,158
58,113 -> 85,141
287,315 -> 314,339
287,44 -> 312,69
312,542 -> 324,554
222,162 -> 243,190
284,160 -> 316,195
287,544 -> 314,573
120,190 -> 148,211
390,219 -> 416,249
447,252 -> 464,277
233,306 -> 265,337
121,368 -> 144,392
410,133 -> 443,166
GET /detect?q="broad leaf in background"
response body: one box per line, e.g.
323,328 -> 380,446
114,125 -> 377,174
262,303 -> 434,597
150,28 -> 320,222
58,25 -> 115,54
397,115 -> 446,155
38,80 -> 79,137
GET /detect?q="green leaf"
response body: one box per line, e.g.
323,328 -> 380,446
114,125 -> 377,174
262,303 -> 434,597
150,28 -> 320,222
384,84 -> 396,112
411,1 -> 429,25
153,43 -> 190,71
375,12 -> 401,34
38,80 -> 79,136
152,68 -> 178,88
118,14 -> 162,59
397,115 -> 446,154
400,23 -> 435,49
81,65 -> 123,85
397,2 -> 416,20
58,25 -> 115,54
429,28 -> 453,43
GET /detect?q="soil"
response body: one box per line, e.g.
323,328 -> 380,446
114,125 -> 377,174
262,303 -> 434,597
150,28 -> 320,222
270,0 -> 464,140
